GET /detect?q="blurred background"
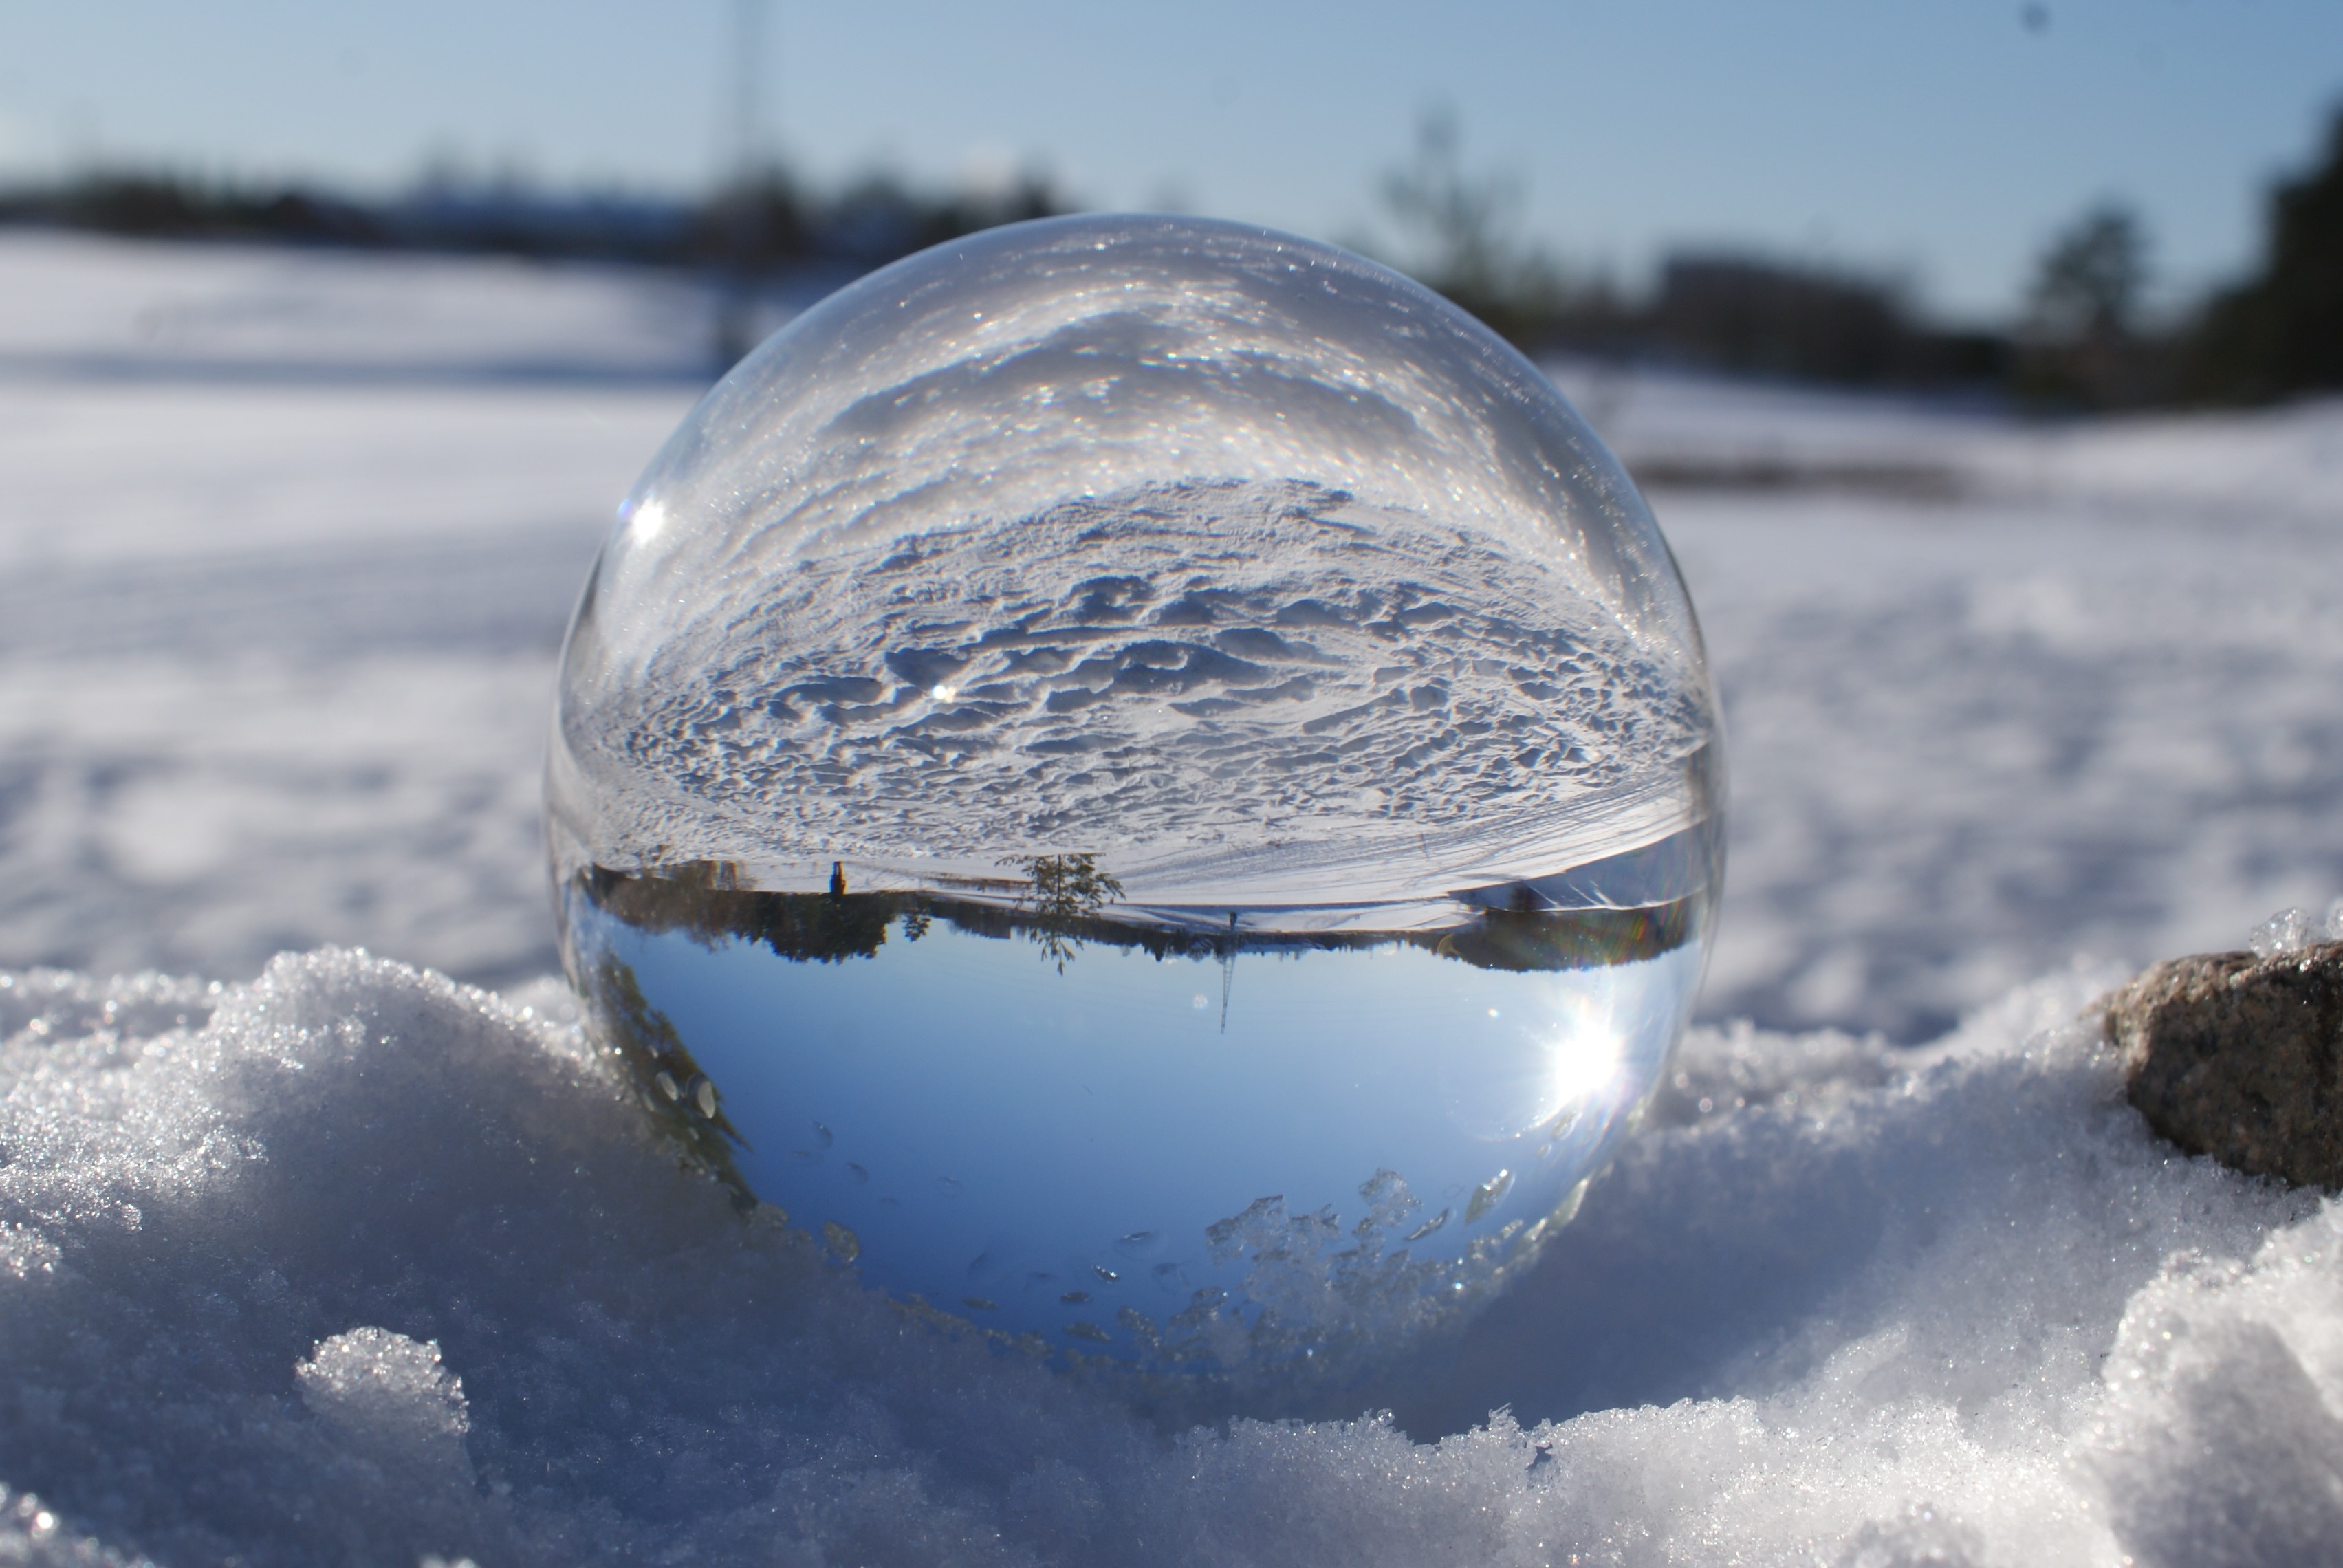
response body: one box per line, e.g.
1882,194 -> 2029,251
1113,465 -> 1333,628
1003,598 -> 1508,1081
10,0 -> 2343,398
2,0 -> 2341,1040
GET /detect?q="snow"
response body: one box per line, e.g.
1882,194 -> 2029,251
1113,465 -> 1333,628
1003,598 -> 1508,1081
3,230 -> 2343,1563
0,949 -> 2331,1566
0,233 -> 701,988
2249,900 -> 2343,959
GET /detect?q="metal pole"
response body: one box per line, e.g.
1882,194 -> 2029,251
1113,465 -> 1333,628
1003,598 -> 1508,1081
713,0 -> 767,370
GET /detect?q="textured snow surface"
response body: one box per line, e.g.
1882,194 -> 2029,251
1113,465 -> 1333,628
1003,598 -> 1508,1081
570,479 -> 1708,906
0,950 -> 2335,1567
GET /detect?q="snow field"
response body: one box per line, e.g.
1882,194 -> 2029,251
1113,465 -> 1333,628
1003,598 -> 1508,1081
0,235 -> 700,987
9,235 -> 2342,1033
1672,487 -> 2343,1038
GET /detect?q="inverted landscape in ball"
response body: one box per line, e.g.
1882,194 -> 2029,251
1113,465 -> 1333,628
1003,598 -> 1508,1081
549,215 -> 1724,1391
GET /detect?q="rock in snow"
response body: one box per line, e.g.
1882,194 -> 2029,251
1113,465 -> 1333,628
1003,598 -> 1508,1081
2108,939 -> 2343,1190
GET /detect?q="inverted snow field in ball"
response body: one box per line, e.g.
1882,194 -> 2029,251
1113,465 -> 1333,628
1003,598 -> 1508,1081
550,215 -> 1723,1379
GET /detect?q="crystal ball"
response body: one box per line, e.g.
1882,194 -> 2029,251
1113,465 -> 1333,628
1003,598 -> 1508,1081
549,215 -> 1723,1388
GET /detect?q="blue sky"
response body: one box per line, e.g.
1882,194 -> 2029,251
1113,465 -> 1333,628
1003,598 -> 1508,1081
1,0 -> 2336,321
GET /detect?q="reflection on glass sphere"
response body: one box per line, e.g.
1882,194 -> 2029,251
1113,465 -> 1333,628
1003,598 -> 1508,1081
549,215 -> 1723,1395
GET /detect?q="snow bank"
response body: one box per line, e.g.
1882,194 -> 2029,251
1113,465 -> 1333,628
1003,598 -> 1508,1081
0,948 -> 2329,1565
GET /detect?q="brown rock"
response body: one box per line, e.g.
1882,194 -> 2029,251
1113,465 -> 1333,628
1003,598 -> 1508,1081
2102,939 -> 2343,1188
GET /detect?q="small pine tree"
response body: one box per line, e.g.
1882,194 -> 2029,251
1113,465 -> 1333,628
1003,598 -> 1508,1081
2027,205 -> 2149,345
2018,202 -> 2155,407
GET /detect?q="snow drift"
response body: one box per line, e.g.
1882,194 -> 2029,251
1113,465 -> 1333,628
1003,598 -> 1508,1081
0,948 -> 2332,1566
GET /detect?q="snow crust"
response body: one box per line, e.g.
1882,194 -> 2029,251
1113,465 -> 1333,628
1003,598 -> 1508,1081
0,948 -> 2333,1565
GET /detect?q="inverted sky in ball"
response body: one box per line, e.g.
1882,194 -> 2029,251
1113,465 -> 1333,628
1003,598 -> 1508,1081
550,215 -> 1723,1393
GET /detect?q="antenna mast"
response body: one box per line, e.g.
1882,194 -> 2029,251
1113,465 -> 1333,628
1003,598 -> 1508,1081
714,0 -> 769,369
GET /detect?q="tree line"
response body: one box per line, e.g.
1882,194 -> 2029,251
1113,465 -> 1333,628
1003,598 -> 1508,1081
1375,106 -> 2343,411
8,106 -> 2340,411
0,162 -> 1064,276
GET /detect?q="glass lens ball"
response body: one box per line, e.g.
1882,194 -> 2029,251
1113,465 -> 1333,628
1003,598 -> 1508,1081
550,215 -> 1723,1389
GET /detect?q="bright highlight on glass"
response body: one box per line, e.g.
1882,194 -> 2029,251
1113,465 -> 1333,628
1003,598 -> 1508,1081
549,215 -> 1724,1391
